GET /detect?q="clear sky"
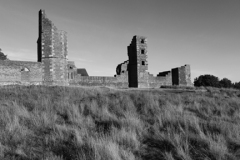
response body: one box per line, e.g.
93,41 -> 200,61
0,0 -> 239,82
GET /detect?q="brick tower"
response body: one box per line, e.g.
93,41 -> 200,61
128,36 -> 149,88
37,10 -> 68,85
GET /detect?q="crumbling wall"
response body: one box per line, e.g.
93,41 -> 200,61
179,65 -> 192,86
128,36 -> 148,88
116,60 -> 128,75
171,65 -> 192,86
38,10 -> 68,85
77,68 -> 89,76
0,60 -> 42,83
67,61 -> 77,80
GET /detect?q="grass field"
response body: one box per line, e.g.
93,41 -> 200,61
0,85 -> 240,160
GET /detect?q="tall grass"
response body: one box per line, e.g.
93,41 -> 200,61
0,85 -> 240,160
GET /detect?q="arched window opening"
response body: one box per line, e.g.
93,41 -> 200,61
20,67 -> 30,72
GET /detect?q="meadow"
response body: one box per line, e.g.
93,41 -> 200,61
0,85 -> 240,160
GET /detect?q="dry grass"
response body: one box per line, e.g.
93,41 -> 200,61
0,85 -> 240,160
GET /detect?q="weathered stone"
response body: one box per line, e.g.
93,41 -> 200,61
172,65 -> 192,86
0,60 -> 42,82
37,10 -> 68,85
0,11 -> 192,88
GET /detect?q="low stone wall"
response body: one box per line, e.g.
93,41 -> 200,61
148,75 -> 172,88
69,74 -> 172,88
0,60 -> 42,82
0,81 -> 42,86
69,76 -> 128,88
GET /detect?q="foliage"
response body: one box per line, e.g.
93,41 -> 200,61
219,78 -> 233,88
0,48 -> 8,60
194,75 -> 236,89
233,82 -> 240,90
194,74 -> 220,87
0,85 -> 240,160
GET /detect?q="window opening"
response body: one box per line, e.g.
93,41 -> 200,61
20,67 -> 30,72
141,49 -> 145,54
142,61 -> 145,65
141,39 -> 145,44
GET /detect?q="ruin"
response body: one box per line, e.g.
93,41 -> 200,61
115,36 -> 192,88
0,10 -> 192,88
37,10 -> 68,85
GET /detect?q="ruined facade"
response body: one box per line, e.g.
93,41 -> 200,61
0,61 -> 42,85
37,10 -> 68,85
116,36 -> 192,88
0,10 -> 192,88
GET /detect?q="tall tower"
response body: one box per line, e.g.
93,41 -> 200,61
128,35 -> 149,88
37,10 -> 68,85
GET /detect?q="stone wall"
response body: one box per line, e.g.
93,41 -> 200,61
42,58 -> 68,85
67,61 -> 77,80
69,76 -> 128,88
127,36 -> 148,88
0,60 -> 42,82
179,65 -> 192,86
116,60 -> 128,75
115,35 -> 189,88
69,74 -> 173,89
38,9 -> 68,85
171,65 -> 192,86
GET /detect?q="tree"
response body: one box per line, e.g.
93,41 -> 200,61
0,48 -> 8,60
194,74 -> 220,87
219,78 -> 232,88
233,82 -> 240,90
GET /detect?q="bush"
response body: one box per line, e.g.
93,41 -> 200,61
219,78 -> 233,88
233,82 -> 240,90
0,48 -> 8,60
194,75 -> 220,87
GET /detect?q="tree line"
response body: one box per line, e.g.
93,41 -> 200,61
194,74 -> 240,89
0,48 -> 8,60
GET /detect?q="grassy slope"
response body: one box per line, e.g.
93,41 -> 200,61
0,86 -> 240,160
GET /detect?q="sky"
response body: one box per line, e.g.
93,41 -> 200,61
0,0 -> 239,82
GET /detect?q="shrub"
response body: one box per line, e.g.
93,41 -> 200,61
194,74 -> 220,87
219,78 -> 233,88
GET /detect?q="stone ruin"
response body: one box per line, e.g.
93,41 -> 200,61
115,36 -> 192,88
0,10 -> 192,88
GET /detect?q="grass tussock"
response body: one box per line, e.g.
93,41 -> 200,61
0,85 -> 240,160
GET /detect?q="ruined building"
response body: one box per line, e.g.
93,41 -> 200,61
115,36 -> 192,88
0,10 -> 192,88
37,10 -> 68,85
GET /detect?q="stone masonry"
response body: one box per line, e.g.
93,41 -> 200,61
0,10 -> 192,88
37,10 -> 68,85
127,36 -> 149,88
0,60 -> 42,84
116,36 -> 192,88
